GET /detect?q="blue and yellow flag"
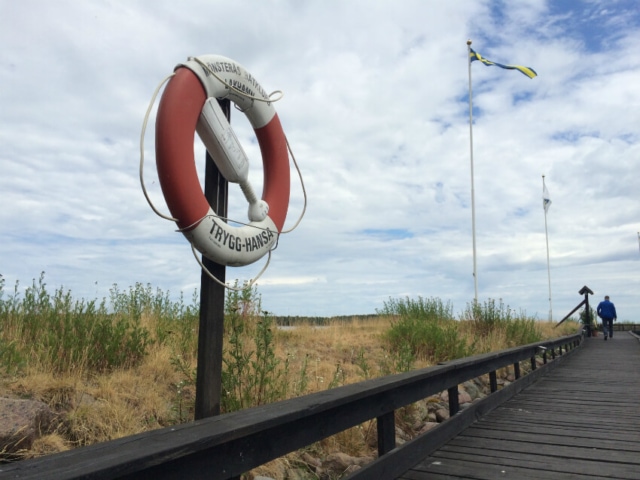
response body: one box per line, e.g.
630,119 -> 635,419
469,48 -> 537,79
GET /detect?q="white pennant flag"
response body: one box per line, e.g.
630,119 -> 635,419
543,184 -> 552,213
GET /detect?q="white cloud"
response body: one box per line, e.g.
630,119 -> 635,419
1,0 -> 639,321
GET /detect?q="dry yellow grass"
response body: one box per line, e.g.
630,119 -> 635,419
0,315 -> 580,473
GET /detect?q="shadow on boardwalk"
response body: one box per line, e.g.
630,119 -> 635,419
399,332 -> 640,480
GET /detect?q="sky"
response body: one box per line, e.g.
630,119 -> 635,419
1,0 -> 639,321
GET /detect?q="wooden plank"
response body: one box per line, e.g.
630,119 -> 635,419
403,460 -> 552,480
411,450 -> 638,479
442,436 -> 640,464
398,334 -> 640,479
405,455 -> 627,480
428,448 -> 640,479
345,345 -> 576,480
465,421 -> 640,443
459,426 -> 640,452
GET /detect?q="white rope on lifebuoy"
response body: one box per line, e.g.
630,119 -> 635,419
155,55 -> 291,267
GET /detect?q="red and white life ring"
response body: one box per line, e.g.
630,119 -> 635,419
155,55 -> 290,267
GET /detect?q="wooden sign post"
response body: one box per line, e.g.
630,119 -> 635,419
194,99 -> 230,419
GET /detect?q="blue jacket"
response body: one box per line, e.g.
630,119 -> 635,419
597,300 -> 617,320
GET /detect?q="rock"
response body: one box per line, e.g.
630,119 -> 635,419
417,422 -> 439,434
300,452 -> 321,468
0,397 -> 57,458
322,452 -> 357,472
458,391 -> 472,405
426,397 -> 446,418
435,408 -> 450,422
320,452 -> 374,477
410,400 -> 430,423
395,425 -> 410,442
438,389 -> 472,406
462,380 -> 480,399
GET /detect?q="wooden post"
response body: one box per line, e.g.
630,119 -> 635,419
489,371 -> 498,393
194,99 -> 230,420
376,412 -> 396,457
447,386 -> 460,417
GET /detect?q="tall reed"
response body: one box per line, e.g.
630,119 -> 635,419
0,273 -> 153,374
461,298 -> 542,347
380,296 -> 471,363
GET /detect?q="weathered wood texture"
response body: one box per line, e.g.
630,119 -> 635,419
397,333 -> 640,480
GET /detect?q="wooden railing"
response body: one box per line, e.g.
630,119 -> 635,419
1,332 -> 583,480
611,323 -> 640,332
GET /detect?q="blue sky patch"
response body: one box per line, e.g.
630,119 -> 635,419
361,229 -> 414,240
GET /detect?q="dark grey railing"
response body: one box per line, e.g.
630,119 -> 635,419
1,331 -> 583,480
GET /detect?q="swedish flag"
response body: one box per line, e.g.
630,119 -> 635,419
469,48 -> 537,79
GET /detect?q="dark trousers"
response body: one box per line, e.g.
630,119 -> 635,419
601,317 -> 613,338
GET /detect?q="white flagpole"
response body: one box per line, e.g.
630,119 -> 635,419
543,175 -> 552,321
637,232 -> 639,255
467,39 -> 478,303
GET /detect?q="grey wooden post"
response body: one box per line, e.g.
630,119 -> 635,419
194,99 -> 230,420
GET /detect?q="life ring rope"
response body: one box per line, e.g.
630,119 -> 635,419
190,243 -> 274,292
139,72 -> 178,222
139,60 -> 307,290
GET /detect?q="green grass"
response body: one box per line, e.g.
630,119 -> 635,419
461,298 -> 542,347
379,296 -> 471,363
380,296 -> 544,364
0,273 -> 154,374
2,273 -> 559,413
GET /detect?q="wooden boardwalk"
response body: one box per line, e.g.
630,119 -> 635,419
398,332 -> 640,480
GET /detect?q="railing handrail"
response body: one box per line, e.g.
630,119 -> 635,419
1,331 -> 583,480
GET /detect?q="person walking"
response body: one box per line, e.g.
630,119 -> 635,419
597,295 -> 617,341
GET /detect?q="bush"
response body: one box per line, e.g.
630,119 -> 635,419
220,282 -> 287,412
0,273 -> 151,374
461,298 -> 542,347
380,296 -> 470,364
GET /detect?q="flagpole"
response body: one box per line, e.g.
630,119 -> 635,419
543,175 -> 552,321
467,39 -> 478,303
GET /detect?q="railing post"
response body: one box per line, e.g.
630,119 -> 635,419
448,386 -> 460,417
530,356 -> 537,371
513,362 -> 521,379
489,371 -> 498,393
376,412 -> 396,456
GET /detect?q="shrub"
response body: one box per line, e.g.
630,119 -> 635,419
220,282 -> 287,412
380,296 -> 470,364
461,298 -> 542,347
0,273 -> 151,374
